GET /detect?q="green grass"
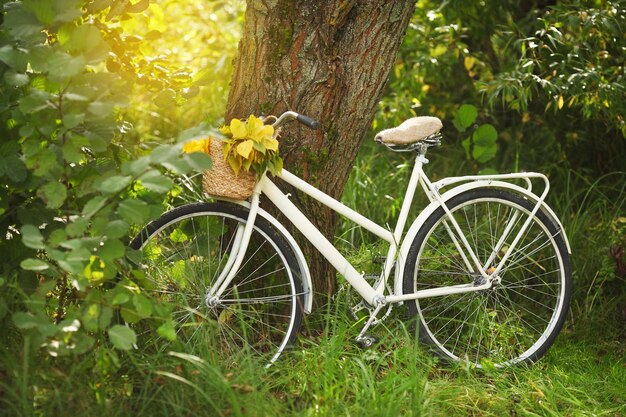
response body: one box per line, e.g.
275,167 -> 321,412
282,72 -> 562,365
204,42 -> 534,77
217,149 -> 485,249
2,303 -> 624,417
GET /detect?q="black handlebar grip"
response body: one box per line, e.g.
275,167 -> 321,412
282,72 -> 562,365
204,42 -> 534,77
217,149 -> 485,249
296,114 -> 321,130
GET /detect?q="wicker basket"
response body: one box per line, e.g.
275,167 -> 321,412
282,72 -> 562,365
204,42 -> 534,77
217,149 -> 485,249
202,138 -> 256,200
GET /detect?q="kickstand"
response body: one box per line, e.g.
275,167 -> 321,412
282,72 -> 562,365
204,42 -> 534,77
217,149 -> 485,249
355,301 -> 383,349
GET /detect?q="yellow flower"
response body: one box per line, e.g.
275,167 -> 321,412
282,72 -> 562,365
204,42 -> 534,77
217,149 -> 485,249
236,140 -> 254,159
229,118 -> 248,139
247,115 -> 274,142
182,137 -> 211,154
219,115 -> 283,178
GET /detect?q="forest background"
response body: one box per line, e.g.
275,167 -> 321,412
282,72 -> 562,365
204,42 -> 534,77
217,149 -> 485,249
0,0 -> 624,415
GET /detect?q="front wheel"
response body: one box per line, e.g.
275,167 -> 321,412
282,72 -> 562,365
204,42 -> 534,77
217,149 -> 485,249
129,202 -> 304,366
403,189 -> 572,367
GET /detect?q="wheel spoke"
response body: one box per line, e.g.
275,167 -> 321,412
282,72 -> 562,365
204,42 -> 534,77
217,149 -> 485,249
407,190 -> 570,368
130,204 -> 302,366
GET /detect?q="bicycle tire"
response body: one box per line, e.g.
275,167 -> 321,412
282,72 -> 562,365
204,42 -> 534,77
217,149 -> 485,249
129,201 -> 305,366
403,188 -> 572,367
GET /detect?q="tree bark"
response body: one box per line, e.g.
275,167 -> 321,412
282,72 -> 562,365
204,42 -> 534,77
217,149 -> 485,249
226,0 -> 415,298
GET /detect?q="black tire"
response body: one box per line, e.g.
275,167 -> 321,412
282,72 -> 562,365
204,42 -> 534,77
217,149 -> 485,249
403,189 -> 572,367
129,201 -> 305,366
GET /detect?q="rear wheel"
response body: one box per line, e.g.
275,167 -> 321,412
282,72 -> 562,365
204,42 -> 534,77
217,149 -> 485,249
403,189 -> 572,367
129,202 -> 304,366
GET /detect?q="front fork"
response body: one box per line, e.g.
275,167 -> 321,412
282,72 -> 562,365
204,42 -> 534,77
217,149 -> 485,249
205,185 -> 263,307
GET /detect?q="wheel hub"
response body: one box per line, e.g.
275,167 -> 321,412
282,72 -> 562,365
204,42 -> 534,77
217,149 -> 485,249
205,294 -> 220,307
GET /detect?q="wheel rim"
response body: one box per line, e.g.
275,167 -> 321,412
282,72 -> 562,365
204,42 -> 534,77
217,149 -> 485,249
133,210 -> 300,365
414,196 -> 567,366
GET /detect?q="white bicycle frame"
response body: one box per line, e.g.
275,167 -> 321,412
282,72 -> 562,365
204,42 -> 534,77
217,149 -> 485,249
207,145 -> 570,311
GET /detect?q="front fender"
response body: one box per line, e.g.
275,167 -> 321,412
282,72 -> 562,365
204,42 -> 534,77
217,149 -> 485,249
393,181 -> 571,298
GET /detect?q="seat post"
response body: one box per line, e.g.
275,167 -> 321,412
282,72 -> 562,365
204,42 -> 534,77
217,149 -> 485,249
416,142 -> 430,163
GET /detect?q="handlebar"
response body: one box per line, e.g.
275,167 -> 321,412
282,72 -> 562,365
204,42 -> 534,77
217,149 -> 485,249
272,111 -> 320,130
296,114 -> 321,130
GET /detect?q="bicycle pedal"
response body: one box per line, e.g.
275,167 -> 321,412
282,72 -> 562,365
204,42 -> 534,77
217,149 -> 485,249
363,273 -> 380,280
356,334 -> 379,349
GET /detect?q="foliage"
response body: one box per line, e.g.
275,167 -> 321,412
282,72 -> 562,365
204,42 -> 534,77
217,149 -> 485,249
454,104 -> 499,172
377,0 -> 626,175
0,0 -> 216,368
115,0 -> 243,140
480,2 -> 625,131
219,115 -> 283,178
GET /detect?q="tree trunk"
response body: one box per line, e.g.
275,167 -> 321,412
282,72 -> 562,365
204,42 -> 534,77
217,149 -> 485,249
226,0 -> 415,298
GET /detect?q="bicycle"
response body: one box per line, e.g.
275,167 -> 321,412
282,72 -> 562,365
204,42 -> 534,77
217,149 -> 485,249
130,111 -> 572,368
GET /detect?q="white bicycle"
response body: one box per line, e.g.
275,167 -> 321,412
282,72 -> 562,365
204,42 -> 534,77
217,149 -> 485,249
130,111 -> 572,368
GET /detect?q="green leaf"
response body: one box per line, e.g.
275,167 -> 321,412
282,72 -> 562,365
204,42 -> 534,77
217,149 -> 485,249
21,224 -> 45,249
95,176 -> 132,194
85,0 -> 114,14
473,145 -> 497,163
12,312 -> 42,329
3,9 -> 44,41
26,148 -> 60,178
150,144 -> 181,164
19,90 -> 54,114
169,228 -> 188,243
183,152 -> 212,171
62,24 -> 105,55
87,101 -> 114,119
83,196 -> 107,217
106,0 -> 130,20
0,156 -> 28,183
23,0 -> 55,24
123,157 -> 151,176
252,141 -> 267,154
0,45 -> 28,70
66,247 -> 91,262
38,181 -> 67,209
157,321 -> 177,341
478,167 -> 499,175
117,199 -> 150,224
133,293 -> 153,318
121,308 -> 141,324
108,325 -> 137,350
66,217 -> 91,237
20,258 -> 50,271
48,229 -> 67,248
98,238 -> 125,261
83,304 -> 113,332
3,71 -> 29,87
138,170 -> 173,193
111,292 -> 130,306
472,124 -> 498,163
127,0 -> 150,13
59,256 -> 88,274
154,89 -> 176,109
105,220 -> 130,239
62,135 -> 88,162
63,112 -> 86,128
472,124 -> 498,146
454,104 -> 478,131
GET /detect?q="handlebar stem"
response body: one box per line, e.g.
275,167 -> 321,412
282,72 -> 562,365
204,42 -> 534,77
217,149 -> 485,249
272,111 -> 299,128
